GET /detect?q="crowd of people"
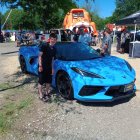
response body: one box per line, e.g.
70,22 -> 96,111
0,31 -> 12,43
72,27 -> 112,56
16,32 -> 36,47
116,26 -> 134,54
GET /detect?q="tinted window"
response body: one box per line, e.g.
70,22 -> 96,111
72,12 -> 84,18
55,42 -> 101,61
50,30 -> 59,34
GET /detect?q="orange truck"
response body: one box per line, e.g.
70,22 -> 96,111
63,8 -> 98,36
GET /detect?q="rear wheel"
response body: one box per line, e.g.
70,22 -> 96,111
56,72 -> 74,100
19,56 -> 28,73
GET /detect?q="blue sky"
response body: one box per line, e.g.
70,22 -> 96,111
76,0 -> 116,18
94,0 -> 116,18
0,0 -> 116,18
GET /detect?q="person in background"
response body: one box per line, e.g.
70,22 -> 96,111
73,33 -> 79,42
116,30 -> 122,52
98,31 -> 102,44
78,28 -> 91,46
0,32 -> 4,43
100,28 -> 112,56
16,33 -> 22,47
118,27 -> 127,54
38,33 -> 57,102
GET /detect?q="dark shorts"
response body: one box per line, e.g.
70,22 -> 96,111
38,68 -> 52,85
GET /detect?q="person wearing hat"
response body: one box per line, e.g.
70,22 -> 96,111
78,28 -> 92,46
100,28 -> 112,55
118,26 -> 127,54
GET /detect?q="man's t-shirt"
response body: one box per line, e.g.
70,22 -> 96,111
39,43 -> 56,70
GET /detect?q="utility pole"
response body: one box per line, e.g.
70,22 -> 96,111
2,9 -> 12,30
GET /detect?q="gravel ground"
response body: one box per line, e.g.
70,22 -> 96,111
0,42 -> 140,140
0,42 -> 19,83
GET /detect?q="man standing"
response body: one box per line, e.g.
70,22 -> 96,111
78,28 -> 91,46
116,28 -> 122,52
101,28 -> 112,55
38,33 -> 57,102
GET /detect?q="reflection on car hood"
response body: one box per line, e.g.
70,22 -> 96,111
65,56 -> 135,79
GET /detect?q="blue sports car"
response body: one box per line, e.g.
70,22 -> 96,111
19,42 -> 136,102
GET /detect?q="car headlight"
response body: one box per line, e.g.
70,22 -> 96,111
71,67 -> 105,79
125,60 -> 132,71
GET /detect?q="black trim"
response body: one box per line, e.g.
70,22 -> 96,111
77,90 -> 135,102
79,86 -> 103,96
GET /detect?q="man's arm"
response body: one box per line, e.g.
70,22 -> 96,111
38,51 -> 43,66
38,52 -> 43,72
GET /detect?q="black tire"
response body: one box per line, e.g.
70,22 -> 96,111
19,56 -> 28,73
56,71 -> 74,100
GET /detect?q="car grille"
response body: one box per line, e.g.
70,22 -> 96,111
105,85 -> 134,98
79,86 -> 103,96
79,83 -> 134,97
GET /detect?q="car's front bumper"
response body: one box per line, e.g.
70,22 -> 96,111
75,89 -> 136,102
74,83 -> 136,102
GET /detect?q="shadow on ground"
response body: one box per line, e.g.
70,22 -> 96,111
0,71 -> 37,92
1,51 -> 19,55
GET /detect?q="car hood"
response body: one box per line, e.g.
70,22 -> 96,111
64,56 -> 135,82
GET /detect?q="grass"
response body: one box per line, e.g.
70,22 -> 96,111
0,83 -> 13,90
0,97 -> 33,133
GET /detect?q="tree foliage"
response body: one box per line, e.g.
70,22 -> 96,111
2,9 -> 37,30
3,0 -> 140,31
111,0 -> 140,23
1,0 -> 77,30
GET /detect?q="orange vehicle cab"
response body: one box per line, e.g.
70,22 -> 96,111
63,8 -> 98,36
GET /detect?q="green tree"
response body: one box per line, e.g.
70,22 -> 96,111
1,0 -> 77,30
112,0 -> 140,23
91,14 -> 104,30
3,9 -> 37,30
0,12 -> 5,27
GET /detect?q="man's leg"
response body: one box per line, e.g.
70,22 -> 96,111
46,83 -> 52,96
38,72 -> 45,99
38,83 -> 43,98
45,72 -> 53,96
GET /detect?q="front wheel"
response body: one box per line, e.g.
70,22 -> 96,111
56,72 -> 74,100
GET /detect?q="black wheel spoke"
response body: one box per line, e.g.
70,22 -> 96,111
57,72 -> 73,99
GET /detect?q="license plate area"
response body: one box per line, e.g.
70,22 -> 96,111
123,83 -> 134,92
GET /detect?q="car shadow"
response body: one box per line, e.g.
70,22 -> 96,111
0,71 -> 37,92
1,51 -> 19,55
77,94 -> 136,107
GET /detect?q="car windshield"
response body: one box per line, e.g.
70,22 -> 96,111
55,42 -> 101,61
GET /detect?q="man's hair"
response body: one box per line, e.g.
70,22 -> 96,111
49,33 -> 57,39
